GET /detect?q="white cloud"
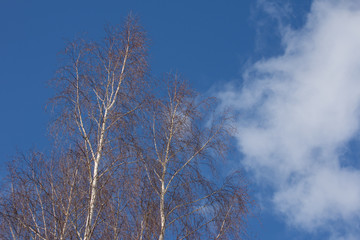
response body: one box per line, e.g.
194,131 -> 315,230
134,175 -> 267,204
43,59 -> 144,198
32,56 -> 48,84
219,0 -> 360,238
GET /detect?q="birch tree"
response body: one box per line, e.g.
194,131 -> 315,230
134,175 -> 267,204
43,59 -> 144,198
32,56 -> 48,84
0,150 -> 89,240
138,75 -> 252,240
0,16 -> 253,240
1,15 -> 149,240
51,15 -> 147,240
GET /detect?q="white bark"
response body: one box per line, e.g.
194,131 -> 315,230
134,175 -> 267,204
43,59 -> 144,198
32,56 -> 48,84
82,44 -> 129,240
83,109 -> 108,240
158,167 -> 166,240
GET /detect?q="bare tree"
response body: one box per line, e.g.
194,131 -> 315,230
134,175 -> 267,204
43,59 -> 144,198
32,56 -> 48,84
0,16 -> 253,240
1,15 -> 149,240
0,150 -> 89,240
137,75 -> 252,240
50,15 -> 148,240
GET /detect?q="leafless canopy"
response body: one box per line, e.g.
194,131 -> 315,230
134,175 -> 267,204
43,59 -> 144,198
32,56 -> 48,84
0,15 -> 253,240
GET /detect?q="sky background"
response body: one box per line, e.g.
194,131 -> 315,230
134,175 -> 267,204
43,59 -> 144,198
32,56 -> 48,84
2,0 -> 360,239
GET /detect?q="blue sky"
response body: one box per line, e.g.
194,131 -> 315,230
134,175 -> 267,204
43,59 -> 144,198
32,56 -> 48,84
2,0 -> 360,239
